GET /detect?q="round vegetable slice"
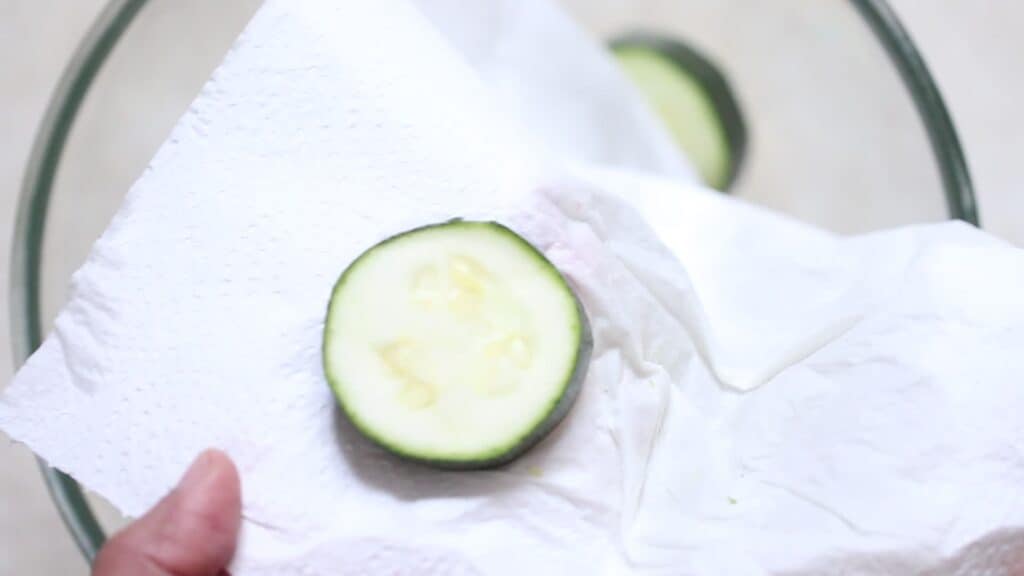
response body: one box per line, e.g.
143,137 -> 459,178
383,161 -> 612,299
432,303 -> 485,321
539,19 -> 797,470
323,220 -> 591,469
611,34 -> 748,191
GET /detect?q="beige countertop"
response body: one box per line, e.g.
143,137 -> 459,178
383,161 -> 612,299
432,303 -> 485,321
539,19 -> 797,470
1,1 -> 1020,573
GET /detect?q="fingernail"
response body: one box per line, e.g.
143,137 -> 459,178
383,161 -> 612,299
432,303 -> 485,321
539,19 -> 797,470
178,450 -> 218,493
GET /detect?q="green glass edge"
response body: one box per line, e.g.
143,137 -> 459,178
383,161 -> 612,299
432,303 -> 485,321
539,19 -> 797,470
11,0 -> 149,561
10,0 -> 978,562
852,0 -> 979,226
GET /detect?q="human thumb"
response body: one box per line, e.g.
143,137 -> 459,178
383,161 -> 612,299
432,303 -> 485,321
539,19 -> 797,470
92,449 -> 242,576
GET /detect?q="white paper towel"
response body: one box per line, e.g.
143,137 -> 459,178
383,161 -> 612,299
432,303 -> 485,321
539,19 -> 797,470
411,0 -> 699,183
547,169 -> 1024,575
2,0 -> 1024,575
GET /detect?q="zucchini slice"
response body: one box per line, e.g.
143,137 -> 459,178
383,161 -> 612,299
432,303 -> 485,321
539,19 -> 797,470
612,34 -> 748,191
323,220 -> 591,468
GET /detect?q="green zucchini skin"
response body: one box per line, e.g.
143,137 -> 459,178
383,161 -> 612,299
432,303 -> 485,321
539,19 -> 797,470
322,219 -> 592,470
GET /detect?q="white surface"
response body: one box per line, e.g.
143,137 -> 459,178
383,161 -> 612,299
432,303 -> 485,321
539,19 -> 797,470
4,0 -> 1024,574
0,1 -> 1022,574
536,170 -> 1024,575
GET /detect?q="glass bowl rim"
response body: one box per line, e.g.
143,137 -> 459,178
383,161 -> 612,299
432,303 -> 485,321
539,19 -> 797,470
9,0 -> 979,561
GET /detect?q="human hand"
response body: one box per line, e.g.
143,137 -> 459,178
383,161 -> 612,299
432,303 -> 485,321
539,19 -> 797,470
92,450 -> 241,576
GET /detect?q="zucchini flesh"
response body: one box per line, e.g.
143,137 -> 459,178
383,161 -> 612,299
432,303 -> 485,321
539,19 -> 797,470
612,36 -> 748,191
323,221 -> 590,468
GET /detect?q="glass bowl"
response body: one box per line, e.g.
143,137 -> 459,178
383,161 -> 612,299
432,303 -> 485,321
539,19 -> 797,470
10,0 -> 977,562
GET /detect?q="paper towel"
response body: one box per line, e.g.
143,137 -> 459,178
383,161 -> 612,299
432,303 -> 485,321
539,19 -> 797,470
550,169 -> 1024,575
3,0 -> 1024,575
411,0 -> 699,183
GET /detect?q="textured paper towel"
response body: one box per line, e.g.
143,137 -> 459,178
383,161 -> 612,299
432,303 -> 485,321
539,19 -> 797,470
3,1 -> 1024,575
412,0 -> 699,183
552,169 -> 1024,575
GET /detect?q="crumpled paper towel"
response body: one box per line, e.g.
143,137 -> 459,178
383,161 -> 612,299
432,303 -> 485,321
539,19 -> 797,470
549,168 -> 1024,575
3,1 -> 1024,575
